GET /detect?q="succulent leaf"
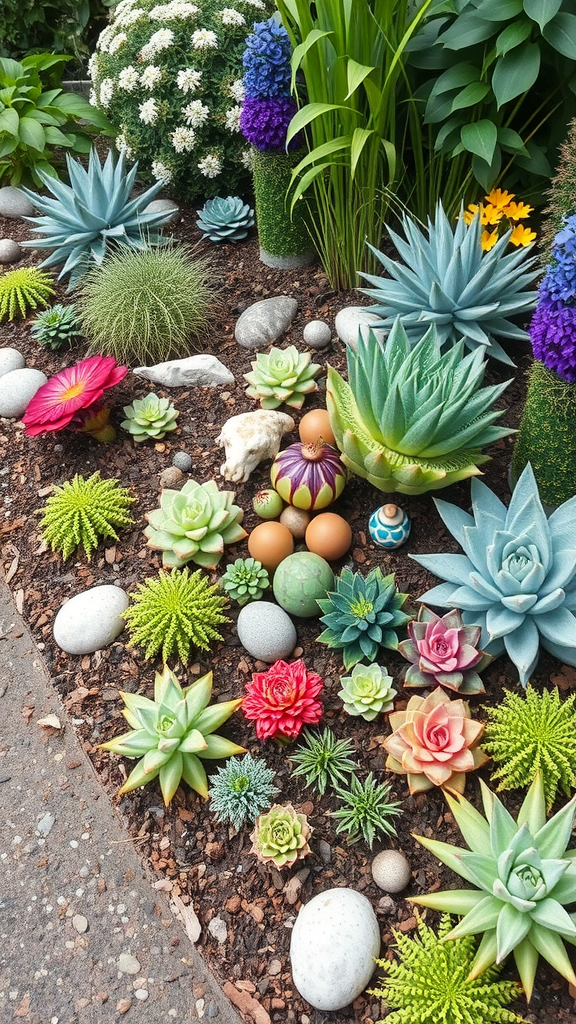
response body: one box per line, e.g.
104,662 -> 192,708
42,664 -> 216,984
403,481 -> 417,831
250,803 -> 312,868
289,727 -> 356,796
196,196 -> 254,242
331,773 -> 402,850
338,663 -> 397,721
30,303 -> 83,348
220,557 -> 270,606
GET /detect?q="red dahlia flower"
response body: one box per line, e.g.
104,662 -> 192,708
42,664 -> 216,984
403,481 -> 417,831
22,355 -> 128,438
243,660 -> 323,741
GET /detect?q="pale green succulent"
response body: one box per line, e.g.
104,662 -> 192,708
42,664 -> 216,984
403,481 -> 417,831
244,345 -> 321,410
327,320 -> 513,496
196,196 -> 254,242
338,663 -> 397,721
412,462 -> 576,686
360,203 -> 539,366
144,478 -> 247,569
250,803 -> 312,868
121,392 -> 179,443
413,773 -> 576,999
21,148 -> 173,289
220,557 -> 270,606
99,666 -> 245,806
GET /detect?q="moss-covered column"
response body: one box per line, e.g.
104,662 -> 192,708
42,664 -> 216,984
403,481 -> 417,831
512,360 -> 576,506
252,148 -> 315,268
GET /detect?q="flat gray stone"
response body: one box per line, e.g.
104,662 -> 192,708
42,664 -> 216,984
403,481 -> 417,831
235,296 -> 298,351
334,305 -> 386,350
133,355 -> 233,388
0,239 -> 22,264
0,186 -> 35,218
0,347 -> 25,378
0,367 -> 47,418
53,585 -> 129,655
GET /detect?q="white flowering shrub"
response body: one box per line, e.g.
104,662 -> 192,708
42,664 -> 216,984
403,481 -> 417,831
90,0 -> 271,201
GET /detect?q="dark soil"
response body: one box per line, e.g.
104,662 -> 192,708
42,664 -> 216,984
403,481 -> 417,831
1,201 -> 575,1024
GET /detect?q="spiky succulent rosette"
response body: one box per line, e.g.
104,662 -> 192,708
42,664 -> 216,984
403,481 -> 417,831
244,345 -> 321,410
250,803 -> 312,868
209,753 -> 279,830
412,773 -> 576,999
360,202 -> 539,365
99,666 -> 246,806
30,303 -> 82,348
326,320 -> 513,496
412,462 -> 576,686
121,392 -> 179,443
144,478 -> 247,569
40,471 -> 135,560
398,607 -> 488,694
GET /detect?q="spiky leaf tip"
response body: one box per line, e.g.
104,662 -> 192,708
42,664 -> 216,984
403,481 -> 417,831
40,471 -> 135,560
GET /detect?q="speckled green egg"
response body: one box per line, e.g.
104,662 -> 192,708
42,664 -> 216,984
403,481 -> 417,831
273,552 -> 334,618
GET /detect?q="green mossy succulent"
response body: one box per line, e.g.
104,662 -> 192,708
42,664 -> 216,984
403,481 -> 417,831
326,319 -> 513,496
483,686 -> 576,811
0,266 -> 55,322
338,663 -> 397,721
220,557 -> 270,606
370,914 -> 526,1024
121,392 -> 179,443
40,471 -> 135,561
290,727 -> 356,796
30,303 -> 83,349
317,567 -> 412,671
99,665 -> 245,806
123,567 -> 230,663
209,753 -> 279,830
331,772 -> 402,850
250,803 -> 312,868
144,478 -> 247,569
244,345 -> 321,410
196,196 -> 254,242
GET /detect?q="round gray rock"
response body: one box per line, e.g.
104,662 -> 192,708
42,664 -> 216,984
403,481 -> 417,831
144,197 -> 181,224
236,601 -> 296,663
303,320 -> 331,349
0,239 -> 22,264
334,306 -> 387,350
53,585 -> 129,655
290,888 -> 381,1010
0,186 -> 35,219
0,347 -> 26,378
235,296 -> 298,351
172,451 -> 192,472
371,849 -> 411,893
0,367 -> 47,418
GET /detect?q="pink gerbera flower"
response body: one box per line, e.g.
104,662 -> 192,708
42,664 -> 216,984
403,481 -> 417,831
243,660 -> 323,742
22,356 -> 128,437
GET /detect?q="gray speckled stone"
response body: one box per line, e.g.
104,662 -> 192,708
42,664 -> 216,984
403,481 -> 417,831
144,198 -> 181,224
172,451 -> 192,472
133,355 -> 233,388
303,320 -> 331,349
334,306 -> 387,350
0,186 -> 35,219
53,585 -> 129,655
0,367 -> 47,418
0,239 -> 22,264
236,601 -> 296,663
371,849 -> 411,893
0,347 -> 26,378
235,296 -> 298,351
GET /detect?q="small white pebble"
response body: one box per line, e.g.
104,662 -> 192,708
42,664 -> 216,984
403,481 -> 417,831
57,897 -> 66,906
134,989 -> 148,1001
69,840 -> 79,849
117,903 -> 127,914
79,866 -> 89,878
81,832 -> 90,840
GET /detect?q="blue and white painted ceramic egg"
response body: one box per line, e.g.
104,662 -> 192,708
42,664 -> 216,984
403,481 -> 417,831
368,503 -> 410,549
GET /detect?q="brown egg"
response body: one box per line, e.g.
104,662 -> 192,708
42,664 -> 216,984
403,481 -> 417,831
248,521 -> 294,574
305,513 -> 352,561
279,505 -> 311,540
298,408 -> 336,447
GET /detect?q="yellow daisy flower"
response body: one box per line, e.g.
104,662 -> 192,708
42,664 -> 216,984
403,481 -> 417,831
481,228 -> 499,251
485,188 -> 515,210
509,224 -> 537,247
504,200 -> 533,221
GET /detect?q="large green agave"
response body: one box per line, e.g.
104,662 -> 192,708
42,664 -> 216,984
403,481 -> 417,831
21,148 -> 173,288
326,320 -> 513,496
99,665 -> 245,805
412,773 -> 576,1000
144,478 -> 247,569
360,202 -> 539,365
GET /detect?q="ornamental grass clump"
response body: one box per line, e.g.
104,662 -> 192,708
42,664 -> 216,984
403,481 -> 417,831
99,665 -> 245,805
483,686 -> 576,812
316,567 -> 412,671
398,607 -> 488,695
412,774 -> 576,999
220,557 -> 269,606
40,471 -> 135,561
326,320 -> 513,496
360,202 -> 539,365
78,243 -> 216,366
290,727 -> 356,796
209,753 -> 279,830
250,803 -> 312,868
370,914 -> 525,1024
331,773 -> 402,850
123,567 -> 229,663
30,303 -> 83,349
412,462 -> 576,686
121,392 -> 179,442
0,267 -> 55,322
338,663 -> 397,721
144,478 -> 246,569
244,346 -> 321,410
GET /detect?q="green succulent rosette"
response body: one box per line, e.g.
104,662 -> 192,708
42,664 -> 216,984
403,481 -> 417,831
220,557 -> 270,606
338,663 -> 397,721
250,803 -> 312,868
121,392 -> 179,442
144,478 -> 247,569
244,345 -> 321,410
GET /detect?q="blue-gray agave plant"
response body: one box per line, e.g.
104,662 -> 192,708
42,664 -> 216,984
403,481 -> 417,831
359,203 -> 539,365
412,463 -> 576,686
21,148 -> 173,289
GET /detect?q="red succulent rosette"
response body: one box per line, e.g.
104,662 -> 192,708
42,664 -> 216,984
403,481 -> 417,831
243,659 -> 323,741
22,355 -> 128,436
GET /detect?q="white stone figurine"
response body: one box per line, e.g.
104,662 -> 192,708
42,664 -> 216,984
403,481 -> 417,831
217,409 -> 295,483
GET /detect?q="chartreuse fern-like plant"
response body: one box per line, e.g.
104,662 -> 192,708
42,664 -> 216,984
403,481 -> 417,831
370,914 -> 526,1024
0,267 -> 55,322
209,753 -> 279,830
40,471 -> 135,560
99,665 -> 246,806
290,727 -> 356,796
483,686 -> 576,812
123,568 -> 230,664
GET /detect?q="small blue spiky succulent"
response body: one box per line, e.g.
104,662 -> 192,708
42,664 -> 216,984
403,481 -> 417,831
209,753 -> 279,829
412,462 -> 576,686
196,196 -> 254,242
